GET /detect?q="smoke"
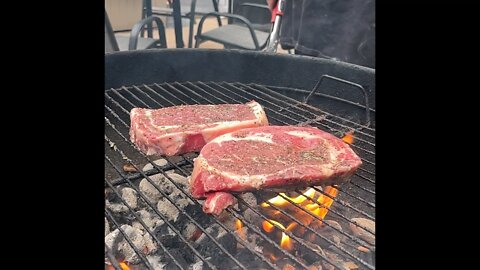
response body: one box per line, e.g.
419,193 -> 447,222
280,0 -> 375,68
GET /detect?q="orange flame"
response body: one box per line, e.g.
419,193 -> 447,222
306,186 -> 338,222
262,220 -> 275,233
236,219 -> 247,240
261,188 -> 316,207
280,233 -> 293,251
261,186 -> 339,250
268,253 -> 278,261
262,219 -> 293,251
342,131 -> 355,144
107,261 -> 131,270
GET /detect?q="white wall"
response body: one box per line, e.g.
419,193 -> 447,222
106,0 -> 144,31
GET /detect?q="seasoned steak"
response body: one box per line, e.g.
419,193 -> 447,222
190,126 -> 362,203
129,101 -> 268,156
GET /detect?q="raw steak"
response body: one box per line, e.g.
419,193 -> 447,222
190,126 -> 362,211
129,101 -> 268,156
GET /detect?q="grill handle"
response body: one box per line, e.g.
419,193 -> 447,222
305,75 -> 371,128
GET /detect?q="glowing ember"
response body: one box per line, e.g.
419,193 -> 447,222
261,188 -> 316,207
358,246 -> 370,253
342,131 -> 355,144
283,264 -> 296,270
236,218 -> 242,230
285,222 -> 297,233
106,261 -> 131,270
269,253 -> 278,261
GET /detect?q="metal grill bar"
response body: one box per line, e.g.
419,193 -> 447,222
105,99 -> 287,269
237,82 -> 374,148
214,82 -> 375,166
259,84 -> 376,133
270,85 -> 376,114
110,83 -> 375,209
255,195 -> 374,270
105,171 -> 186,270
152,82 -> 375,206
352,172 -> 375,187
348,181 -> 375,195
105,111 -> 285,270
105,81 -> 375,269
159,83 -> 204,105
358,167 -> 375,176
105,209 -> 155,269
352,173 -> 375,189
292,189 -> 375,234
105,245 -> 123,270
201,82 -> 373,170
142,84 -> 181,106
269,193 -> 375,269
304,75 -> 371,129
106,126 -> 252,270
329,186 -> 375,208
250,83 -> 375,140
105,117 -> 320,269
107,90 -> 328,268
312,187 -> 375,219
233,195 -> 367,270
208,83 -> 377,197
167,83 -> 377,198
306,187 -> 375,221
189,82 -> 375,171
106,88 -> 329,269
227,208 -> 312,270
161,82 -> 376,202
159,82 -> 374,206
107,160 -> 190,187
105,147 -> 219,270
175,80 -> 378,233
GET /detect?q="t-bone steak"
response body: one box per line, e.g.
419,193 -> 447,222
190,126 -> 362,214
129,101 -> 268,156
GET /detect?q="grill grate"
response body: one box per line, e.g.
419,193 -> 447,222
105,81 -> 375,270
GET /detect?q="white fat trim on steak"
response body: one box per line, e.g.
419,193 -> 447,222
210,132 -> 274,145
285,130 -> 323,139
247,101 -> 267,123
130,109 -> 137,117
155,125 -> 183,130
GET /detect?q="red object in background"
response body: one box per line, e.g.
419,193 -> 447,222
271,0 -> 285,22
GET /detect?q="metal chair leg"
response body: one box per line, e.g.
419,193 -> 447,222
187,0 -> 198,48
212,0 -> 222,26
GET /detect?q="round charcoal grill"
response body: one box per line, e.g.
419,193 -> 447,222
105,49 -> 375,270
